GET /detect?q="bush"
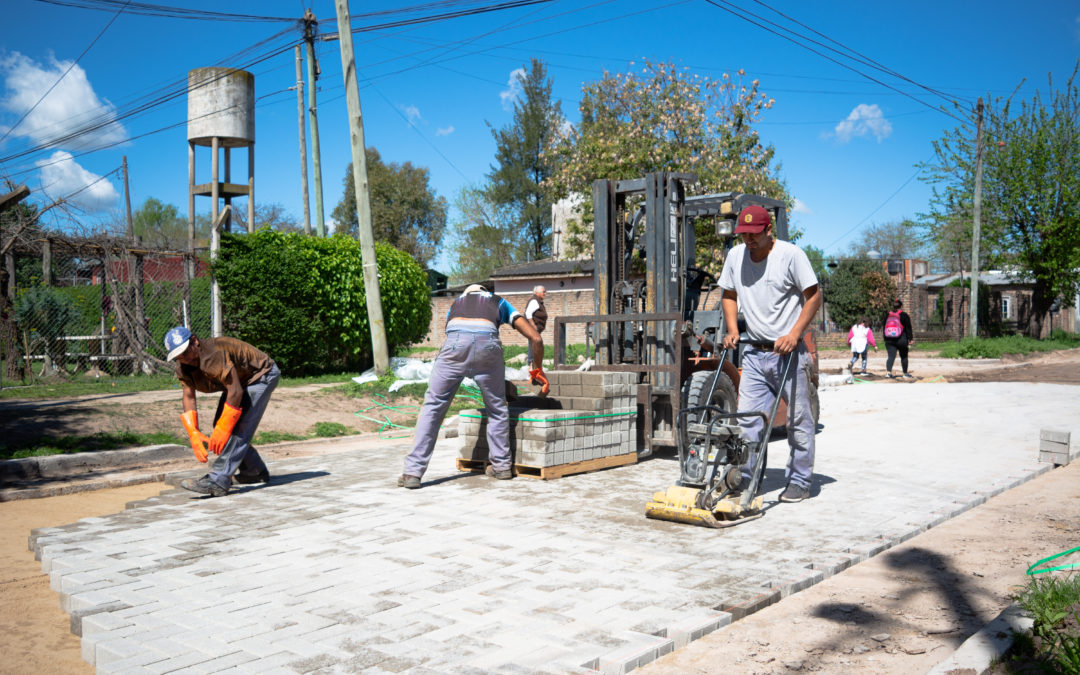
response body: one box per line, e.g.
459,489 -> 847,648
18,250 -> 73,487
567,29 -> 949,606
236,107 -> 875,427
215,230 -> 431,376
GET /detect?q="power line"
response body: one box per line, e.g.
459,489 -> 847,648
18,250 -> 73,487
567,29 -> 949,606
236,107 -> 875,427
701,0 -> 969,125
32,0 -> 298,23
821,161 -> 928,253
0,0 -> 130,146
746,0 -> 969,106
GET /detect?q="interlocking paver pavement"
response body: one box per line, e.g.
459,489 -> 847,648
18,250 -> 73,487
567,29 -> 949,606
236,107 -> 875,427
30,382 -> 1079,674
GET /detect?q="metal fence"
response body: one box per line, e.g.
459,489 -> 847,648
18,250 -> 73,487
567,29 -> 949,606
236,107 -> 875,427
1,235 -> 210,385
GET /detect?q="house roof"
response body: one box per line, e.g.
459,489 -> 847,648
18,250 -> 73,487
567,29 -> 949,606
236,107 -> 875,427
916,270 -> 1035,288
490,258 -> 596,279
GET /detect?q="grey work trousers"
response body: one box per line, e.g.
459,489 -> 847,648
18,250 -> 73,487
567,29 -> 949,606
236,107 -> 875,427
208,363 -> 279,489
738,344 -> 816,490
404,331 -> 510,478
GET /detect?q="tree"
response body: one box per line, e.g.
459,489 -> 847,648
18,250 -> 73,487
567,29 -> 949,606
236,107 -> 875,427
920,64 -> 1080,336
802,244 -> 830,282
446,186 -> 524,284
550,60 -> 789,263
485,58 -> 563,262
826,259 -> 896,331
132,197 -> 189,250
331,148 -> 448,268
845,219 -> 927,260
232,202 -> 303,233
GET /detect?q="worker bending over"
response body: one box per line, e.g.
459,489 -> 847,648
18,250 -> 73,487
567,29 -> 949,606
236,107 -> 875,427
399,284 -> 544,489
164,327 -> 279,497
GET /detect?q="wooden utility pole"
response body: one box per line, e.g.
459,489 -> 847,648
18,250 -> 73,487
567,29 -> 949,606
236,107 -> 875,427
304,10 -> 325,236
334,0 -> 389,375
969,98 -> 985,340
294,45 -> 312,234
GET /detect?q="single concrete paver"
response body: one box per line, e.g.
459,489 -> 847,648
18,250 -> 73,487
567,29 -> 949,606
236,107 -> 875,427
30,382 -> 1079,674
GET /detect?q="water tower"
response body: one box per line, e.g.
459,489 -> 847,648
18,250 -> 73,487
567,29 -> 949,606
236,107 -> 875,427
187,67 -> 255,337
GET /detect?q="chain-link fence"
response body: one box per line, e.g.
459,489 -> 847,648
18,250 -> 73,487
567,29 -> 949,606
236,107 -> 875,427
1,234 -> 211,385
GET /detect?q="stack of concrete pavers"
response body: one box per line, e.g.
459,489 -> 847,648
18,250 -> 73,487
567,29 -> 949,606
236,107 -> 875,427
457,370 -> 637,475
1039,428 -> 1071,466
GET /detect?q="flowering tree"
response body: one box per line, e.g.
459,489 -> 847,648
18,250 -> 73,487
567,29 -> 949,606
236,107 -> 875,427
549,60 -> 790,263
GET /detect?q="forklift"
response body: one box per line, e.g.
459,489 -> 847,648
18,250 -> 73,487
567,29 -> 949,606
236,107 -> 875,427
550,172 -> 819,526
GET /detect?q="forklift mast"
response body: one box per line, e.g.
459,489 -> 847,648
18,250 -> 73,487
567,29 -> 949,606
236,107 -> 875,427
550,171 -> 790,452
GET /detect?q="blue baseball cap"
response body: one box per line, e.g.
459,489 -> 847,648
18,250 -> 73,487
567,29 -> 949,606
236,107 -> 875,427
164,326 -> 192,361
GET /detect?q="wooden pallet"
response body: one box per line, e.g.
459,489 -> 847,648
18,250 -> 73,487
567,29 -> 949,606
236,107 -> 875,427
456,452 -> 637,480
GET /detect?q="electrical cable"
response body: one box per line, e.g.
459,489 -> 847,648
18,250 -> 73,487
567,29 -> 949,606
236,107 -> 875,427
701,0 -> 968,125
745,0 -> 970,106
0,0 -> 131,146
821,160 -> 928,253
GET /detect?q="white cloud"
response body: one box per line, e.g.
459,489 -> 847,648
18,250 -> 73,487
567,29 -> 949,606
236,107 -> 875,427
793,198 -> 812,214
435,125 -> 454,136
834,103 -> 892,143
499,67 -> 525,111
400,104 -> 421,125
0,51 -> 127,150
36,150 -> 119,212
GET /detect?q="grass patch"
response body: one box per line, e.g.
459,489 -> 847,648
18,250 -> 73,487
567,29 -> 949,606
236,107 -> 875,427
936,334 -> 1080,359
1005,573 -> 1080,673
503,343 -> 591,365
312,421 -> 351,437
0,370 -> 359,400
1,431 -> 183,460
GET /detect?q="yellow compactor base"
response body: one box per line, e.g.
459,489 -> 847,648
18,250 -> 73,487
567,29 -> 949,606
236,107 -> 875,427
645,485 -> 764,528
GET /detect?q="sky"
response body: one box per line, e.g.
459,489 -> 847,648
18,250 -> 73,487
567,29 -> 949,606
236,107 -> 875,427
3,0 -> 1079,274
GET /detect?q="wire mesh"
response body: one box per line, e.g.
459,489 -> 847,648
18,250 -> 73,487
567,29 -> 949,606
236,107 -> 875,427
1,236 -> 211,385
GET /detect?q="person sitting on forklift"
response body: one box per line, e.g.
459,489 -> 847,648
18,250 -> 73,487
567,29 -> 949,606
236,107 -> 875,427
718,205 -> 822,503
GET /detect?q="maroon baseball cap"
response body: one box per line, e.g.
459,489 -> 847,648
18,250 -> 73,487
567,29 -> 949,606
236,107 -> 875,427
734,205 -> 771,234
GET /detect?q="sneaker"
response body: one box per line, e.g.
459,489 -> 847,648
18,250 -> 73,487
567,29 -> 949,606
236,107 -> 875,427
860,370 -> 868,375
397,474 -> 421,489
180,475 -> 229,497
886,373 -> 895,379
233,469 -> 270,485
903,373 -> 915,379
779,484 -> 810,503
484,464 -> 514,480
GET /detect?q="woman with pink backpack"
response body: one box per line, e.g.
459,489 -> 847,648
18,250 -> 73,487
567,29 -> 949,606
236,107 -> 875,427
883,299 -> 915,379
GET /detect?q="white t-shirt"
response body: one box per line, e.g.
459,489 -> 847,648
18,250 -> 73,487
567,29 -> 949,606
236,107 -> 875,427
718,239 -> 819,343
525,298 -> 540,320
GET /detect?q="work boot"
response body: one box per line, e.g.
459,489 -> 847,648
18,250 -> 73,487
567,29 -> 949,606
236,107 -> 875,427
485,464 -> 514,480
233,468 -> 270,485
779,483 -> 809,503
397,474 -> 421,489
180,475 -> 229,497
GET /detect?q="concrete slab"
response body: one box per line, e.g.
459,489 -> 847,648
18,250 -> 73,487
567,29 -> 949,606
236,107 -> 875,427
30,382 -> 1079,673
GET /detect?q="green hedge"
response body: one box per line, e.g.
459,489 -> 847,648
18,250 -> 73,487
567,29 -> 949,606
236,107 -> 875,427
215,230 -> 431,375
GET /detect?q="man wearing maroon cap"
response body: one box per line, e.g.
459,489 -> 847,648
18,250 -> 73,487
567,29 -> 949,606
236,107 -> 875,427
718,204 -> 822,503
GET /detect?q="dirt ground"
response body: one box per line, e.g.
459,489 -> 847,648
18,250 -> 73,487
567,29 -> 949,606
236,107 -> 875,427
1,348 -> 1079,674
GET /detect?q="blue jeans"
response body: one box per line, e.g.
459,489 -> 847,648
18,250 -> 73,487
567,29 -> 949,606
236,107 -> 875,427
738,345 -> 816,489
849,350 -> 867,371
208,363 -> 279,488
404,331 -> 510,478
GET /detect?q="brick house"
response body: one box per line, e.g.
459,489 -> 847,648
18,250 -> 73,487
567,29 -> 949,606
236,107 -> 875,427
417,259 -> 597,349
910,271 -> 1079,339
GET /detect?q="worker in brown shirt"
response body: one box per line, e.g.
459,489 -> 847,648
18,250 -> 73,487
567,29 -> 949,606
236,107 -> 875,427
164,326 -> 279,497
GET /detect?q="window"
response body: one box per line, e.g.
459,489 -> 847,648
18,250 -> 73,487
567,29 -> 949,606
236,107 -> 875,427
1002,295 -> 1012,320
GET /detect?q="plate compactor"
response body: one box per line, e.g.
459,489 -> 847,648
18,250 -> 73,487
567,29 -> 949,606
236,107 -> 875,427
646,345 -> 794,528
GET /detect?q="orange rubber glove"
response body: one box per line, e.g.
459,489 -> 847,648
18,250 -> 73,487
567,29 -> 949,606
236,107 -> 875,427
208,403 -> 242,454
529,368 -> 550,396
180,410 -> 210,463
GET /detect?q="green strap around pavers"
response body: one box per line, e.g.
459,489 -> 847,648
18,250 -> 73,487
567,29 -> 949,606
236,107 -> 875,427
459,410 -> 636,422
